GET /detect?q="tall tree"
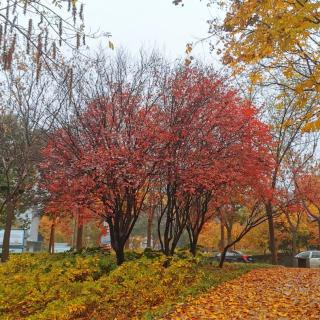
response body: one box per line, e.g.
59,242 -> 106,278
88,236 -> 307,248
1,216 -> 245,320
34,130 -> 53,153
262,93 -> 315,264
0,57 -> 57,262
176,0 -> 320,263
156,67 -> 272,256
41,52 -> 163,265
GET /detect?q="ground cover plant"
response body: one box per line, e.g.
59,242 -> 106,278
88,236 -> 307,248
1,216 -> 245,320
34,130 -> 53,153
0,250 -> 269,320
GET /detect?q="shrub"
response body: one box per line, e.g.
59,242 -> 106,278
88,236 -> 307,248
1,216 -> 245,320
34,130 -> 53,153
0,252 -> 268,319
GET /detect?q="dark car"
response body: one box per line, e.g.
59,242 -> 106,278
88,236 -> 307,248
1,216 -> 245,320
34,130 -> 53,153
214,250 -> 254,263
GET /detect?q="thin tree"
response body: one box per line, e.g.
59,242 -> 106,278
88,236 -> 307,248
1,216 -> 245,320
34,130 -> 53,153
0,57 -> 58,262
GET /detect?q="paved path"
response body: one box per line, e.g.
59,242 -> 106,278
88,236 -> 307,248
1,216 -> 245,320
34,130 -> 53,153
162,268 -> 320,319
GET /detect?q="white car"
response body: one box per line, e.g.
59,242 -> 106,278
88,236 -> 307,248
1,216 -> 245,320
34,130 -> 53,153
294,251 -> 320,268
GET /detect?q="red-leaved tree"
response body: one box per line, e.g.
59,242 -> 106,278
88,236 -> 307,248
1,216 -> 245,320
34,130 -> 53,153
155,68 -> 273,256
41,91 -> 160,264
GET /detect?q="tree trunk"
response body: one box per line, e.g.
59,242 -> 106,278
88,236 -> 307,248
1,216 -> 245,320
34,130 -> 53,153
109,228 -> 125,265
72,217 -> 77,248
219,215 -> 225,252
292,229 -> 297,257
170,235 -> 181,255
124,238 -> 130,249
76,222 -> 83,251
107,217 -> 126,265
1,200 -> 15,263
186,226 -> 198,256
112,235 -> 126,265
159,212 -> 187,256
265,202 -> 278,264
227,227 -> 232,245
115,244 -> 125,265
219,244 -> 232,268
190,241 -> 197,256
48,218 -> 56,254
163,237 -> 170,256
318,219 -> 320,250
146,208 -> 154,248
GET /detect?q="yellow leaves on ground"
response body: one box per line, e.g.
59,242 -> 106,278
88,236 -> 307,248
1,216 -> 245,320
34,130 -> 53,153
162,268 -> 320,320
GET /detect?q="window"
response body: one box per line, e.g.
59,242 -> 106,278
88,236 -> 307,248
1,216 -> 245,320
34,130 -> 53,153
297,252 -> 310,259
311,252 -> 320,258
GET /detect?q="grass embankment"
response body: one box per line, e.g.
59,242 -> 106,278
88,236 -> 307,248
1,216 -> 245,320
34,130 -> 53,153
0,249 -> 270,320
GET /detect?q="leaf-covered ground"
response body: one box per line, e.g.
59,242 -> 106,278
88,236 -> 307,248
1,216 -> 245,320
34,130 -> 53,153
162,268 -> 320,319
0,252 -> 266,319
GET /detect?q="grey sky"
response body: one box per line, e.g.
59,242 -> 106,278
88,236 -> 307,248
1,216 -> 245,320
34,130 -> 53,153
83,0 -> 218,63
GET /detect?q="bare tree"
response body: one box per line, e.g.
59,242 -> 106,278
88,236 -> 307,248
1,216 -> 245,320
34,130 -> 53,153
0,55 -> 61,262
0,0 -> 107,74
254,86 -> 317,264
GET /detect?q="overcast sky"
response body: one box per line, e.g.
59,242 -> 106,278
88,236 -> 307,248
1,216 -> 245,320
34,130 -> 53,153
83,0 -> 219,64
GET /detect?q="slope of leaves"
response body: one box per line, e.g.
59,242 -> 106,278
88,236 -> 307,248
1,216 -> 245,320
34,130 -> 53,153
162,268 -> 320,319
0,251 -> 266,320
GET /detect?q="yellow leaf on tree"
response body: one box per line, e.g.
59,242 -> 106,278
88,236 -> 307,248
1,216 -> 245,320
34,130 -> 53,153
283,67 -> 294,78
283,119 -> 293,128
302,118 -> 320,132
249,72 -> 262,85
295,84 -> 305,94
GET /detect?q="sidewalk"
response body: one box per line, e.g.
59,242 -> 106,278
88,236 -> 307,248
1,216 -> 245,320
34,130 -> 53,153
162,268 -> 320,319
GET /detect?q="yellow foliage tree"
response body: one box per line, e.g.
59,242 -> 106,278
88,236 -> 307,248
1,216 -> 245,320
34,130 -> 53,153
211,0 -> 320,129
39,216 -> 72,248
198,220 -> 221,250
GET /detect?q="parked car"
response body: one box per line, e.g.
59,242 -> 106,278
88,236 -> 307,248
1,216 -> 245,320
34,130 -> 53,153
214,250 -> 254,263
294,251 -> 320,268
